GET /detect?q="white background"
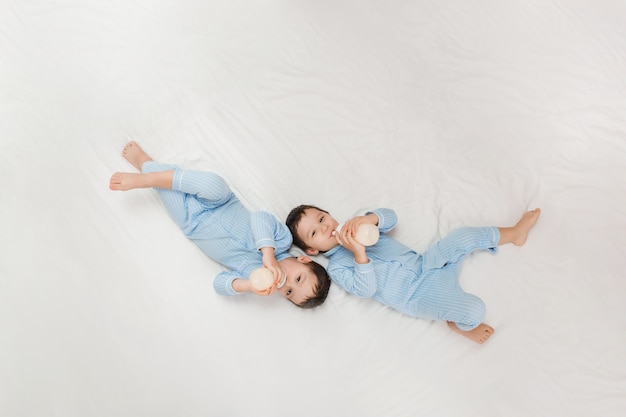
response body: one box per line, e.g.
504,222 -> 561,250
1,1 -> 625,416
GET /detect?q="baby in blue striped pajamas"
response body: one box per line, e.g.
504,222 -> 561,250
110,142 -> 330,308
286,205 -> 540,343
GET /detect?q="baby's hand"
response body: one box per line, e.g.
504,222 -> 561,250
342,216 -> 369,238
250,283 -> 277,297
233,277 -> 276,296
335,223 -> 368,264
344,213 -> 378,234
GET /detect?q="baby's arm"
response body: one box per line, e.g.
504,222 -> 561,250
335,226 -> 368,264
326,208 -> 397,298
232,276 -> 276,297
367,208 -> 397,233
213,270 -> 276,297
334,208 -> 396,280
338,212 -> 381,263
341,208 -> 396,239
341,212 -> 379,238
251,210 -> 292,282
260,246 -> 281,282
213,271 -> 243,296
329,261 -> 377,298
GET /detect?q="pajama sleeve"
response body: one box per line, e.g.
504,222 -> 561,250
250,210 -> 293,254
212,271 -> 242,296
213,211 -> 293,297
328,259 -> 377,298
328,208 -> 397,298
367,208 -> 397,233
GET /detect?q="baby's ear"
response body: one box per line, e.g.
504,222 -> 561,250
304,248 -> 319,256
297,255 -> 313,263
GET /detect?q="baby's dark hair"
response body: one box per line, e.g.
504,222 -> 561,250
294,259 -> 331,309
286,204 -> 329,251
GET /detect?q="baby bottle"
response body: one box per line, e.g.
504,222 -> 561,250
249,267 -> 287,291
336,222 -> 380,246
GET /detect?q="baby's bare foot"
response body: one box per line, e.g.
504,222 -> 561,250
498,208 -> 541,246
448,321 -> 495,344
122,141 -> 152,171
109,172 -> 145,191
512,208 -> 541,246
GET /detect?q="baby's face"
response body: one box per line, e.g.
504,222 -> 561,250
296,208 -> 340,255
276,257 -> 319,306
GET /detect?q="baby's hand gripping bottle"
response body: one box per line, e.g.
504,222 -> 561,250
335,223 -> 379,246
249,267 -> 287,291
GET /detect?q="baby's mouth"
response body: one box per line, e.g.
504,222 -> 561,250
277,268 -> 287,288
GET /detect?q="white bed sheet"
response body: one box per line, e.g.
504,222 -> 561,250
1,1 -> 625,416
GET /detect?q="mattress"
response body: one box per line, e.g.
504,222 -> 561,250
1,1 -> 625,416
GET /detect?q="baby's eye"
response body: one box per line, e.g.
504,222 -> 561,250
296,276 -> 301,283
286,289 -> 292,296
319,216 -> 324,223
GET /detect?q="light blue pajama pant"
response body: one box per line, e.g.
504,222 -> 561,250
141,161 -> 234,235
407,226 -> 500,331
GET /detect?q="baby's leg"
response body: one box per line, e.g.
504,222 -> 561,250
142,162 -> 234,231
110,141 -> 234,231
410,267 -> 492,343
421,227 -> 499,271
109,142 -> 170,191
109,171 -> 174,191
142,163 -> 233,204
447,321 -> 494,344
110,162 -> 193,230
498,208 -> 541,246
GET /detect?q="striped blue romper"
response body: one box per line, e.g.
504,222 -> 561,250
324,208 -> 500,330
142,161 -> 294,296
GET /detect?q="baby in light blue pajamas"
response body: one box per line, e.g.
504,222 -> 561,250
110,142 -> 330,308
286,204 -> 540,343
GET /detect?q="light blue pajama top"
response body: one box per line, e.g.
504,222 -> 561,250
323,208 -> 426,311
